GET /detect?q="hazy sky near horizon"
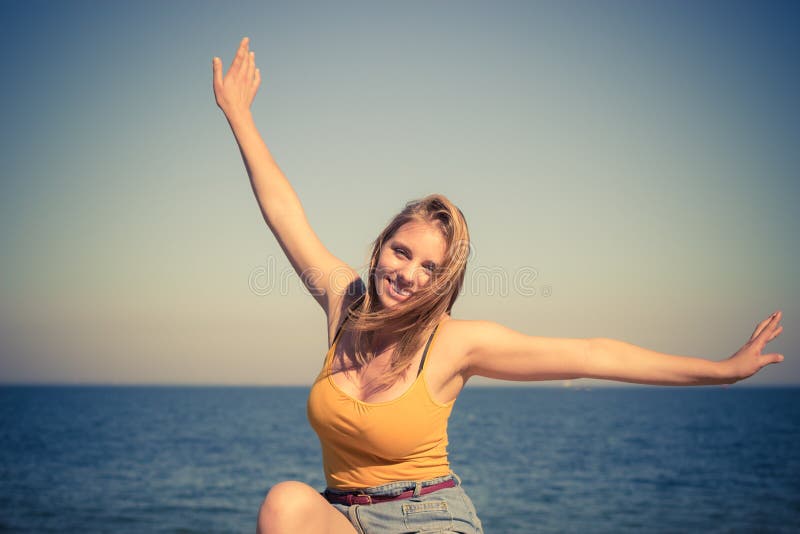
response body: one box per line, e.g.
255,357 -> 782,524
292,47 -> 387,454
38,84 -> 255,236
1,1 -> 798,386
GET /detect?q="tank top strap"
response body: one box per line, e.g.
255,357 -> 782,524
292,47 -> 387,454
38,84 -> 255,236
333,317 -> 346,344
329,295 -> 365,348
330,314 -> 349,350
331,315 -> 440,376
416,323 -> 441,376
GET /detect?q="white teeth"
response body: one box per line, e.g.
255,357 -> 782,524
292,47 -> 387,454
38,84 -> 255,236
387,277 -> 411,297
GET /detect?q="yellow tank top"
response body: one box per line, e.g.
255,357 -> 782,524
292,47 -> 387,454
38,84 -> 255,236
306,319 -> 455,489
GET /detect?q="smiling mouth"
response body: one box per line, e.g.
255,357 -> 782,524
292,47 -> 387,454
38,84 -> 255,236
385,276 -> 412,298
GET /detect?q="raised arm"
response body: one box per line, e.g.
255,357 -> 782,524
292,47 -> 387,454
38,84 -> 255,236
458,311 -> 785,386
212,38 -> 362,317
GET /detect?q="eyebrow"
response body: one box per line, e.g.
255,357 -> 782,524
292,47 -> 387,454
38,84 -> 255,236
391,239 -> 438,269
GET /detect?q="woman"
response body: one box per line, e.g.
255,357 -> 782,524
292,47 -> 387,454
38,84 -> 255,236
212,38 -> 785,534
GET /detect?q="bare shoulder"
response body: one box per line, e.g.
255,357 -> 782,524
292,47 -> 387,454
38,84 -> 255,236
424,317 -> 495,403
436,318 -> 493,353
430,318 -> 493,371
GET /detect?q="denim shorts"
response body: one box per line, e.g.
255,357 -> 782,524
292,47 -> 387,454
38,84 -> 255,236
322,472 -> 484,534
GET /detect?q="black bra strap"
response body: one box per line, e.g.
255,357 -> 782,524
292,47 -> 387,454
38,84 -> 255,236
416,324 -> 440,376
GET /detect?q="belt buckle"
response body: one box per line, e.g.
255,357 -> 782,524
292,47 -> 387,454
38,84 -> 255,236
347,492 -> 372,505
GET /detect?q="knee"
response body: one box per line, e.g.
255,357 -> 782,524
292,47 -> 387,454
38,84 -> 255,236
258,481 -> 317,533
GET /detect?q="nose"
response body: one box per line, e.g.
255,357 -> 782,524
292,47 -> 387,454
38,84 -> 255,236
396,263 -> 422,288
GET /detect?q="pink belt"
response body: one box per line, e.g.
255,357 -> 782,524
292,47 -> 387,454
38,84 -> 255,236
322,478 -> 456,505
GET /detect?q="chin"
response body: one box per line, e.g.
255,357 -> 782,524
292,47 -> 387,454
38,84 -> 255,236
376,290 -> 401,310
378,297 -> 397,309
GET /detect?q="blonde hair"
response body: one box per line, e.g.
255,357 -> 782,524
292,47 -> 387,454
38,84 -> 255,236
338,194 -> 470,394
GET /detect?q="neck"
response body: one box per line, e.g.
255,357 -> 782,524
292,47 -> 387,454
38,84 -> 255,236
369,330 -> 400,356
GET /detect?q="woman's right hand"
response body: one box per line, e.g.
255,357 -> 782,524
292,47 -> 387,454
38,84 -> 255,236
212,37 -> 261,119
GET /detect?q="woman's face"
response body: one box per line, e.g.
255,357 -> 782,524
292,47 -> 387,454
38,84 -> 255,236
375,221 -> 447,308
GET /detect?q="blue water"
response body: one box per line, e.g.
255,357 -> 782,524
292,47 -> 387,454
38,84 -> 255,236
1,386 -> 798,533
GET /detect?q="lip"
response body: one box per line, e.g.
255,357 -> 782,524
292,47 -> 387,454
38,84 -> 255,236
385,276 -> 412,300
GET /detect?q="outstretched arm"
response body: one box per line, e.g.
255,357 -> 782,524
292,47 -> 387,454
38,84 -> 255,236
212,38 -> 361,316
458,311 -> 785,386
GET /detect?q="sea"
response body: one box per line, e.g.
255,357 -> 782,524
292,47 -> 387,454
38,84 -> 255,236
0,386 -> 798,533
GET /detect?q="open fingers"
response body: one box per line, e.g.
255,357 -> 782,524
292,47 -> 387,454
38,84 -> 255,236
769,323 -> 784,342
755,311 -> 783,346
246,50 -> 255,84
228,36 -> 249,79
760,352 -> 785,366
212,56 -> 223,90
750,312 -> 776,341
250,62 -> 261,102
236,39 -> 252,82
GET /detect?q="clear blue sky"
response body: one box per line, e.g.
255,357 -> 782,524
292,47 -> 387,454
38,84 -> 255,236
1,0 -> 797,386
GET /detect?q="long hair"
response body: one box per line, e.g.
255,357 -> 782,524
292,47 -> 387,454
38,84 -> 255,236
337,194 -> 470,395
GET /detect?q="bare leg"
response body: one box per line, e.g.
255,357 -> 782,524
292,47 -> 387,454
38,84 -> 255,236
257,481 -> 359,534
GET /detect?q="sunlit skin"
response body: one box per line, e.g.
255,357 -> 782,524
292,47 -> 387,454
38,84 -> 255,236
360,221 -> 447,358
373,221 -> 446,310
213,37 -> 786,534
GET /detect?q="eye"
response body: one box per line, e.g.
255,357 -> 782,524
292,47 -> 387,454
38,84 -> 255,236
424,264 -> 436,274
394,247 -> 409,258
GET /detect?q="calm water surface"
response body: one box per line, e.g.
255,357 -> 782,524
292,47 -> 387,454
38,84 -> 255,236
1,386 -> 798,533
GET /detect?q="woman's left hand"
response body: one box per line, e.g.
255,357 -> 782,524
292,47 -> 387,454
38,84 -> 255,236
722,311 -> 785,383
